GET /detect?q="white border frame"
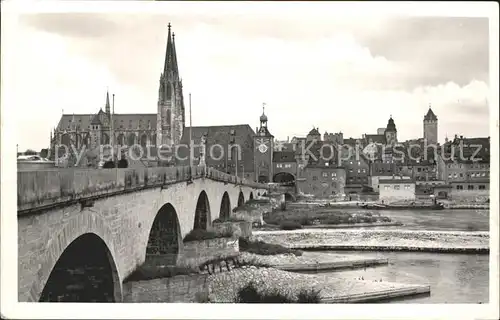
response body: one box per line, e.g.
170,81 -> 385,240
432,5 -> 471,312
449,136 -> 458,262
1,1 -> 499,319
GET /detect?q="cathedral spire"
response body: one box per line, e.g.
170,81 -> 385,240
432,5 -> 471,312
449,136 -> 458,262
163,23 -> 178,75
172,32 -> 179,76
105,89 -> 111,115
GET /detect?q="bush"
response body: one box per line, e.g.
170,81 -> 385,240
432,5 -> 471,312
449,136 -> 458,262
279,221 -> 303,230
213,217 -> 247,223
123,265 -> 198,283
239,237 -> 303,256
380,216 -> 391,222
183,228 -> 233,242
236,282 -> 292,303
297,289 -> 322,303
236,282 -> 321,303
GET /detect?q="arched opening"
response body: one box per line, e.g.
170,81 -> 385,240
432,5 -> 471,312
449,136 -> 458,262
146,203 -> 181,266
82,134 -> 90,147
39,233 -> 118,302
219,192 -> 231,221
249,192 -> 254,200
437,191 -> 448,199
117,134 -> 125,146
151,134 -> 157,146
237,191 -> 245,207
102,133 -> 110,145
127,134 -> 136,147
194,191 -> 211,230
140,134 -> 148,148
117,158 -> 128,168
61,134 -> 71,147
273,172 -> 296,187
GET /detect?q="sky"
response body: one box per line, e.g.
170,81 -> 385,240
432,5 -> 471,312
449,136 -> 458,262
3,3 -> 492,151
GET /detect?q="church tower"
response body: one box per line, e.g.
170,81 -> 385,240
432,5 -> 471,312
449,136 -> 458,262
423,104 -> 438,145
157,23 -> 185,147
384,115 -> 398,146
253,105 -> 274,183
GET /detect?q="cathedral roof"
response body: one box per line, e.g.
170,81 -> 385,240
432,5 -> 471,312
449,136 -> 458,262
90,110 -> 104,125
56,113 -> 157,132
424,107 -> 438,121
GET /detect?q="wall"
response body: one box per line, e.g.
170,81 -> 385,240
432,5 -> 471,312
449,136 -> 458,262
448,182 -> 490,203
123,274 -> 208,303
18,166 -> 266,212
17,170 -> 265,302
370,175 -> 411,192
379,183 -> 416,202
297,167 -> 346,198
180,237 -> 239,269
17,161 -> 56,171
212,221 -> 252,239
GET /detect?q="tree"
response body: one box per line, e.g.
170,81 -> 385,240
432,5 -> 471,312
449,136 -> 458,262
24,149 -> 38,155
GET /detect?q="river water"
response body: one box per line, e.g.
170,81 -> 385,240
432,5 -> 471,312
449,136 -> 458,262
306,209 -> 490,303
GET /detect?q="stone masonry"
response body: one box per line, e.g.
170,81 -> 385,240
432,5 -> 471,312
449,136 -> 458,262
17,167 -> 266,302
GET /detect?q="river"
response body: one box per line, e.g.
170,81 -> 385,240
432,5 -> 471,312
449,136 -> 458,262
302,209 -> 490,303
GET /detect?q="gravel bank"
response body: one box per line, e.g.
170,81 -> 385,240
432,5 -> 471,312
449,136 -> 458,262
207,266 -> 429,303
252,229 -> 489,252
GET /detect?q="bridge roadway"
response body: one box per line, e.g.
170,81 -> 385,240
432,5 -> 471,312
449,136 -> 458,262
17,165 -> 267,302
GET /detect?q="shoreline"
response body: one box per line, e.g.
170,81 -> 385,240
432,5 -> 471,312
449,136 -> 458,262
252,229 -> 489,254
289,244 -> 489,254
207,266 -> 432,303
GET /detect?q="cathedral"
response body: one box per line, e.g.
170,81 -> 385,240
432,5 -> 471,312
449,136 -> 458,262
50,23 -> 185,157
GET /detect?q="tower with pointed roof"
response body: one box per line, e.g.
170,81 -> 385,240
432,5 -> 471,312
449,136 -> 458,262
384,115 -> 397,146
254,104 -> 274,183
423,104 -> 438,145
157,23 -> 185,146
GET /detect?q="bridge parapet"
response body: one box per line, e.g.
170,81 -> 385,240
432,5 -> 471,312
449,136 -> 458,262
17,166 -> 267,214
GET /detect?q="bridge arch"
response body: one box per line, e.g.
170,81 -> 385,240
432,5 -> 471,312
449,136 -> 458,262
237,191 -> 245,207
145,203 -> 182,266
219,192 -> 231,221
273,172 -> 296,186
39,232 -> 120,302
194,190 -> 211,230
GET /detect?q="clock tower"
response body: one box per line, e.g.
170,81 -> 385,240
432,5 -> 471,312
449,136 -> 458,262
254,104 -> 274,183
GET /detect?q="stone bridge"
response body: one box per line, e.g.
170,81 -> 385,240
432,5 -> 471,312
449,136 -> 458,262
17,166 -> 267,302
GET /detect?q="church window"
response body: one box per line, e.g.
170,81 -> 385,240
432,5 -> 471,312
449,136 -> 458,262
167,84 -> 172,99
167,110 -> 171,124
322,172 -> 328,177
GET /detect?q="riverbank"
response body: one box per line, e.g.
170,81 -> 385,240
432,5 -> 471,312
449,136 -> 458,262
207,266 -> 430,303
264,206 -> 395,230
239,251 -> 388,271
252,229 -> 489,253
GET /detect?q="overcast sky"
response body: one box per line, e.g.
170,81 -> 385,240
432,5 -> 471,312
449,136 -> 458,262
4,4 -> 492,151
